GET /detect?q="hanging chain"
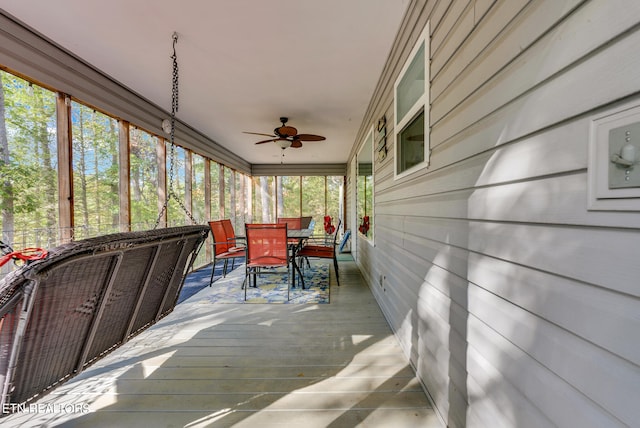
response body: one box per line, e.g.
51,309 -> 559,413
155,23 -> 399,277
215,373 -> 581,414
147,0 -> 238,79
154,32 -> 198,228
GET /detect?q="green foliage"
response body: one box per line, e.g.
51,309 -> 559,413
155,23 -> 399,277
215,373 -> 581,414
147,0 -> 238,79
71,101 -> 120,238
278,176 -> 300,217
192,154 -> 206,223
1,69 -> 346,251
1,71 -> 58,247
0,161 -> 41,212
130,127 -> 159,229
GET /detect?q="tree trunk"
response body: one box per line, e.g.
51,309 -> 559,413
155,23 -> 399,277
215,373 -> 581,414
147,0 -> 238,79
260,176 -> 270,222
0,73 -> 15,246
109,118 -> 118,229
276,178 -> 284,219
77,108 -> 89,229
34,89 -> 56,233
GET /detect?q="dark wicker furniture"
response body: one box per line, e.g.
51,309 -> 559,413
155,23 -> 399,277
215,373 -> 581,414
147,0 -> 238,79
0,225 -> 209,412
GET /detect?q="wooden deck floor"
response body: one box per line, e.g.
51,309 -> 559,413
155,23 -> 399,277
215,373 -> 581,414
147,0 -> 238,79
3,256 -> 440,427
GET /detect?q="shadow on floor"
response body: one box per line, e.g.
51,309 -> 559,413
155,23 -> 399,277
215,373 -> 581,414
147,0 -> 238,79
178,258 -> 245,303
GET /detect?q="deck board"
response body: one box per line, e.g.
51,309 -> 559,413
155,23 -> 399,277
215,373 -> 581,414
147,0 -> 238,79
2,257 -> 440,427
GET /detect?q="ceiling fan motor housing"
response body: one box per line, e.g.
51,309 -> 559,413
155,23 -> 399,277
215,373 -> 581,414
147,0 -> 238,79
275,125 -> 298,138
275,117 -> 297,137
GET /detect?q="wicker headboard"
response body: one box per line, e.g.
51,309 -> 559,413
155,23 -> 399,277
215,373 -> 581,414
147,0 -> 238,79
0,225 -> 209,410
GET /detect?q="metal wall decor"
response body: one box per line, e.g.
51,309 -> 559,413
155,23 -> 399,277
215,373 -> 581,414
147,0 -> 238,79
376,115 -> 387,162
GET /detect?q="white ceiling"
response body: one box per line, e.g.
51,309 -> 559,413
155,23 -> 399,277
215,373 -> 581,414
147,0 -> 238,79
1,0 -> 409,165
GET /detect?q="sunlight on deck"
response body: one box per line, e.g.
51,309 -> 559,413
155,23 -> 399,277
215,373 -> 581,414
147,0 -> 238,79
2,259 -> 439,427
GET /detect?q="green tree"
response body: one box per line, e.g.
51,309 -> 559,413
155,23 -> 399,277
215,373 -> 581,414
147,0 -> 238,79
0,73 -> 13,246
0,71 -> 57,249
130,128 -> 159,230
72,102 -> 119,238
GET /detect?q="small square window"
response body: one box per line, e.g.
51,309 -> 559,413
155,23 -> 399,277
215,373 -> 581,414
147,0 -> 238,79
396,44 -> 425,121
398,110 -> 425,172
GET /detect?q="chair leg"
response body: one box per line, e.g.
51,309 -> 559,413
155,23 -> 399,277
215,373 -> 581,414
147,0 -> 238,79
243,274 -> 248,300
209,259 -> 217,286
293,261 -> 305,289
287,264 -> 291,301
223,259 -> 229,277
333,256 -> 340,286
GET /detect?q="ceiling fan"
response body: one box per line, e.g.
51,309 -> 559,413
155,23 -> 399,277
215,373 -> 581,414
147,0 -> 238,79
244,117 -> 325,149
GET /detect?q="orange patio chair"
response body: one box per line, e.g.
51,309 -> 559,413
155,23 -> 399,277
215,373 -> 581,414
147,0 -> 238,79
208,220 -> 245,286
277,217 -> 302,230
297,219 -> 341,285
278,217 -> 304,246
300,216 -> 313,229
244,223 -> 292,301
221,219 -> 246,251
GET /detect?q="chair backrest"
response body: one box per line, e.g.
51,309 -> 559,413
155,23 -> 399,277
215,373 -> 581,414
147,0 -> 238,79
331,219 -> 342,246
221,219 -> 239,243
277,217 -> 302,230
245,223 -> 289,266
208,220 -> 230,255
313,219 -> 341,247
300,216 -> 313,229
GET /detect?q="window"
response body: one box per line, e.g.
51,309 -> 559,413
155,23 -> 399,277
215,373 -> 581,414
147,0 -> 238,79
250,175 -> 343,233
0,71 -> 58,250
192,154 -> 206,223
209,161 -> 221,220
71,101 -> 119,239
302,176 -> 324,233
223,166 -> 232,219
276,176 -> 301,218
394,21 -> 430,178
130,127 -> 160,230
166,143 -> 187,226
234,171 -> 247,232
326,176 -> 344,233
357,128 -> 374,241
253,176 -> 275,222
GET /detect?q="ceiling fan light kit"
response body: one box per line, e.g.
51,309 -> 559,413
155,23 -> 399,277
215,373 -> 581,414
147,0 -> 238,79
277,139 -> 292,149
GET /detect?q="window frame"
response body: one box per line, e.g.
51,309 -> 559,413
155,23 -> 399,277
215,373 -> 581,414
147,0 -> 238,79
394,21 -> 430,179
357,126 -> 374,244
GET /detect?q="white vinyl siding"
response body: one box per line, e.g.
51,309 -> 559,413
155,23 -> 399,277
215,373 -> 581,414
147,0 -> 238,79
350,1 -> 640,427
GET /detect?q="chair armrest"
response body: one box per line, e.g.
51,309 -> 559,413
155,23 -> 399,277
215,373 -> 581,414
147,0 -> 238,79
227,236 -> 246,248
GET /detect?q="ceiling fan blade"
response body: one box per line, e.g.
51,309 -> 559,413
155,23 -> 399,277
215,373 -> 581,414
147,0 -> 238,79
296,134 -> 325,141
291,140 -> 303,148
255,138 -> 278,144
244,131 -> 276,137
